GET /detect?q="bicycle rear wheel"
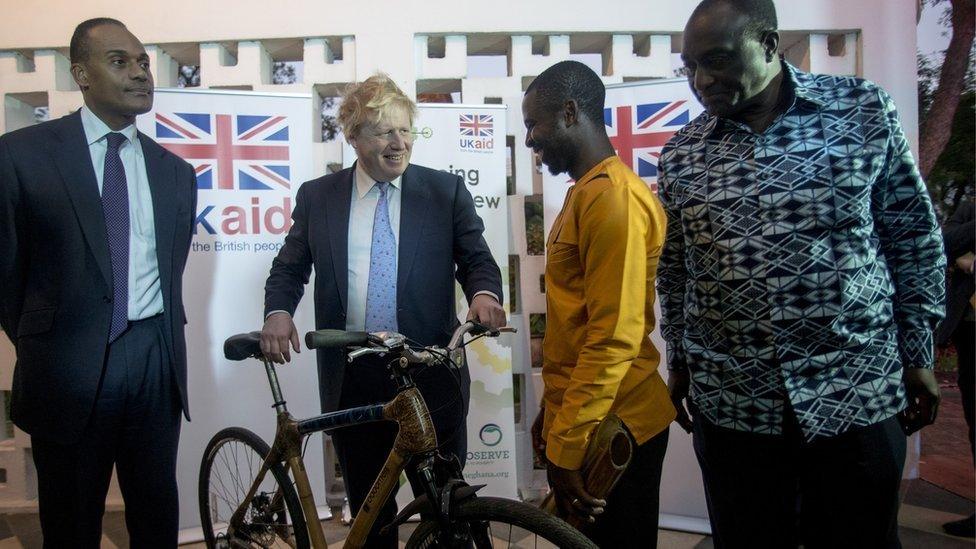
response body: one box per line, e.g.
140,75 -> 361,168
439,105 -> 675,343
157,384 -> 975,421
405,496 -> 596,549
199,427 -> 310,548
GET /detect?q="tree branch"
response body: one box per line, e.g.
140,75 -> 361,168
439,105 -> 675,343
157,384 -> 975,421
919,0 -> 975,178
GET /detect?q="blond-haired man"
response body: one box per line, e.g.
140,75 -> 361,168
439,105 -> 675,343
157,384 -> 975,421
261,74 -> 504,547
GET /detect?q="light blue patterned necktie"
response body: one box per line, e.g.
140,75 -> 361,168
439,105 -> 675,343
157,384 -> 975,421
364,182 -> 398,332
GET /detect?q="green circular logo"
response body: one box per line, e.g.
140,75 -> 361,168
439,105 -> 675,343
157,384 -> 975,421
479,423 -> 502,447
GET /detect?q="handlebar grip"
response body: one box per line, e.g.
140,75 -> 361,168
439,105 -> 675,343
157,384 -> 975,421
305,330 -> 369,350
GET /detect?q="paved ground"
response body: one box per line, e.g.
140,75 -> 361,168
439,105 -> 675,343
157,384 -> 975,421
920,371 -> 974,501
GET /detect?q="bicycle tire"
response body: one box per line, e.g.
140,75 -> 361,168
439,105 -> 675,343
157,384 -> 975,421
405,496 -> 597,549
199,427 -> 310,549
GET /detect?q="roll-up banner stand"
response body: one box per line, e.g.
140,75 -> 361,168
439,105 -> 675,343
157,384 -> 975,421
136,89 -> 325,536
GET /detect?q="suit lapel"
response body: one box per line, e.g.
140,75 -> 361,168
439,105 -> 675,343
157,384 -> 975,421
140,134 -> 177,302
397,164 -> 428,292
326,167 -> 353,313
52,112 -> 112,288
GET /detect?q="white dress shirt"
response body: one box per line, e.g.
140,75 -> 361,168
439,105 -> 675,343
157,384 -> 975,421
80,106 -> 163,320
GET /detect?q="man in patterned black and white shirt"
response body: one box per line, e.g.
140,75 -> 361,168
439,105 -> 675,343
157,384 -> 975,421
658,1 -> 946,547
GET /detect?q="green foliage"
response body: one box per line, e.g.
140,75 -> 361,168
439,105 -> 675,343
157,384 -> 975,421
320,96 -> 339,142
524,198 -> 545,255
178,64 -> 200,87
272,61 -> 296,84
917,52 -> 940,119
929,90 -> 976,216
529,313 -> 547,337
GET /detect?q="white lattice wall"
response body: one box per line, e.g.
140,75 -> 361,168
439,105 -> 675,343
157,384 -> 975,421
0,0 -> 922,509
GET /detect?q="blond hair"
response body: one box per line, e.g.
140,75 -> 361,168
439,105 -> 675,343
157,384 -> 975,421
338,73 -> 417,139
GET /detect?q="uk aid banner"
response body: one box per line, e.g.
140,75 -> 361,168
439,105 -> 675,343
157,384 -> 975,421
135,89 -> 325,532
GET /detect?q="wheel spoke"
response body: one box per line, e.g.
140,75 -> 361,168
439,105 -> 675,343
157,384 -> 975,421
201,432 -> 305,548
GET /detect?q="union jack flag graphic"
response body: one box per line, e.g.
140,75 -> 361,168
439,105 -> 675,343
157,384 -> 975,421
604,101 -> 690,182
459,114 -> 493,137
154,112 -> 291,191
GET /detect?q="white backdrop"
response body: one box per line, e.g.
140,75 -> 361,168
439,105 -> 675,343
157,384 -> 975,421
135,89 -> 324,532
344,104 -> 519,502
542,79 -> 711,531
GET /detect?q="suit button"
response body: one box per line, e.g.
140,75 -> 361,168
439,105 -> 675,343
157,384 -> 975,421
339,313 -> 346,319
103,296 -> 112,303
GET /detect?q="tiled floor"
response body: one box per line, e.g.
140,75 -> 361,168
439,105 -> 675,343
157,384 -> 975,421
0,378 -> 971,547
0,480 -> 970,549
177,519 -> 712,548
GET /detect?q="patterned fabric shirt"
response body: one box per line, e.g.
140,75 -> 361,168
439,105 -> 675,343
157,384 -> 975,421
656,63 -> 946,440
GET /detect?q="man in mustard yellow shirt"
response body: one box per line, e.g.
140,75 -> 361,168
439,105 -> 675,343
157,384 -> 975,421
522,60 -> 676,548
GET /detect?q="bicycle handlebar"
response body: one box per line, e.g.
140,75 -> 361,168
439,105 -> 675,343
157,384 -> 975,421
304,329 -> 369,350
304,321 -> 516,367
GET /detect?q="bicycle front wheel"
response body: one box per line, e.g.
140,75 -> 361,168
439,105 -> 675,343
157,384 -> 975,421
405,496 -> 596,549
199,427 -> 310,549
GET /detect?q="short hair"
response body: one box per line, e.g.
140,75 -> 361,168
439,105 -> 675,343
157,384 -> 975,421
337,73 -> 417,139
691,0 -> 778,40
525,60 -> 605,126
70,17 -> 127,64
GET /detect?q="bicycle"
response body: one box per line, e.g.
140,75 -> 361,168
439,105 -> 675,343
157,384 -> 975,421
199,321 -> 596,548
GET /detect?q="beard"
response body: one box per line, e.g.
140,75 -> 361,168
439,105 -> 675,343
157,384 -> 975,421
538,134 -> 578,177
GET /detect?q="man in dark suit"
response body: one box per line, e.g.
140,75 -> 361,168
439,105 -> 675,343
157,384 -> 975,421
261,74 -> 504,547
0,18 -> 196,547
938,195 -> 975,537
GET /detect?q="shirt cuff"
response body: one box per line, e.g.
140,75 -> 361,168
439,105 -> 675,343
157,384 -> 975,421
545,437 -> 588,471
665,345 -> 688,371
472,290 -> 499,303
898,328 -> 935,370
265,310 -> 291,320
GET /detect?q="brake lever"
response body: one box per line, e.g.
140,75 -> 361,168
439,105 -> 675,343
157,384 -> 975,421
420,346 -> 462,369
347,346 -> 388,362
484,326 -> 518,337
471,323 -> 518,336
403,347 -> 434,364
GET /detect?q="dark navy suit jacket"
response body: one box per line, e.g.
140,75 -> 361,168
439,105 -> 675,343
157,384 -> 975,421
263,163 -> 502,412
937,199 -> 975,346
0,111 -> 197,443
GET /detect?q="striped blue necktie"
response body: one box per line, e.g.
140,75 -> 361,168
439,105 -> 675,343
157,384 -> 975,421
102,132 -> 129,343
364,182 -> 398,333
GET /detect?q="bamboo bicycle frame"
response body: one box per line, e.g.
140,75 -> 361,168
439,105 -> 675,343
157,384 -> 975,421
225,356 -> 439,549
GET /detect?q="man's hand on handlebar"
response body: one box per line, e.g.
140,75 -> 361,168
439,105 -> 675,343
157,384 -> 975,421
466,294 -> 506,330
260,312 -> 301,364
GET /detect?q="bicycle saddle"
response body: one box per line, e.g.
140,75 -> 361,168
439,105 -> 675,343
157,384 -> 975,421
223,332 -> 263,361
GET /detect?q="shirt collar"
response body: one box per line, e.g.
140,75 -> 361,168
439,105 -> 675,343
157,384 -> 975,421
80,105 -> 138,147
576,155 -> 618,187
785,61 -> 829,108
701,61 -> 827,137
354,161 -> 402,199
